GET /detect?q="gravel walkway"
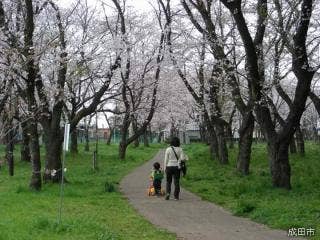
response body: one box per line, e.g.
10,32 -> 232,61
120,150 -> 304,240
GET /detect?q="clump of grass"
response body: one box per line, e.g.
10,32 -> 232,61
33,217 -> 51,230
104,181 -> 117,193
234,200 -> 256,216
15,185 -> 28,194
97,230 -> 119,240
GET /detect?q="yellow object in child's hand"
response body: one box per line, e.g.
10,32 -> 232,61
147,187 -> 155,196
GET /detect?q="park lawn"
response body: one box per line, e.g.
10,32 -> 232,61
182,142 -> 320,240
0,143 -> 175,240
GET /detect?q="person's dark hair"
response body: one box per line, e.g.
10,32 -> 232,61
170,137 -> 180,147
153,162 -> 160,170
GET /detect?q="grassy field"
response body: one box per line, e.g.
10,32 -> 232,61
182,142 -> 320,240
2,142 -> 319,240
0,143 -> 175,240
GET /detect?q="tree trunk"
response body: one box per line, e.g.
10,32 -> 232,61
132,119 -> 140,148
28,121 -> 42,191
119,117 -> 130,160
268,140 -> 291,189
5,125 -> 14,176
85,127 -> 89,151
119,120 -> 129,159
199,123 -> 207,142
312,127 -> 319,143
289,137 -> 297,154
21,121 -> 31,162
216,123 -> 228,164
309,91 -> 320,117
107,128 -> 113,145
144,130 -> 149,147
43,127 -> 63,183
133,139 -> 139,147
227,124 -> 234,149
119,141 -> 127,160
23,0 -> 42,190
236,112 -> 254,175
70,128 -> 78,153
170,125 -> 178,138
295,127 -> 305,156
157,131 -> 162,143
227,108 -> 236,149
208,127 -> 219,160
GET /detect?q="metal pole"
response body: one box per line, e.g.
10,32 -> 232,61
58,123 -> 69,224
93,112 -> 98,170
95,111 -> 98,155
58,147 -> 66,224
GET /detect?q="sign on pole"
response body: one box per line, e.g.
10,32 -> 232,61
63,124 -> 70,151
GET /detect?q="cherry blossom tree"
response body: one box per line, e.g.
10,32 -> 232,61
109,0 -> 167,159
220,0 -> 317,189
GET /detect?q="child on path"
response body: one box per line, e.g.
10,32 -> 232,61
150,162 -> 164,196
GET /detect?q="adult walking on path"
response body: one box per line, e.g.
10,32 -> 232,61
163,137 -> 187,200
120,150 -> 305,240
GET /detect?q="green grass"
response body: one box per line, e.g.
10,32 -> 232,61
2,142 -> 319,239
182,142 -> 320,240
0,143 -> 175,240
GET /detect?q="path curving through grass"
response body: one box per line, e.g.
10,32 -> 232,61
120,149 -> 305,240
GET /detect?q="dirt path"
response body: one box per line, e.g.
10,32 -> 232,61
120,150 -> 303,240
